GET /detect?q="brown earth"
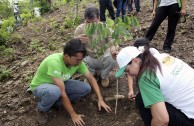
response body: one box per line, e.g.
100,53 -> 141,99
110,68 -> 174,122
0,0 -> 194,126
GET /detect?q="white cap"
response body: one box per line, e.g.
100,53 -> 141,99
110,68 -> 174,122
115,46 -> 142,78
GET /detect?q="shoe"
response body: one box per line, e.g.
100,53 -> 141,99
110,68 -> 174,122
101,78 -> 109,87
36,109 -> 48,126
84,78 -> 89,84
53,100 -> 63,111
163,48 -> 171,53
26,86 -> 32,94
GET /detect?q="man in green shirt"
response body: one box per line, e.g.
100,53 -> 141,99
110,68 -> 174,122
30,38 -> 111,125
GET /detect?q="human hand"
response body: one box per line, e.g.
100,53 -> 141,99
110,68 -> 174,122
71,113 -> 85,126
78,34 -> 90,44
98,99 -> 112,113
128,91 -> 136,101
110,46 -> 119,60
180,8 -> 186,16
151,10 -> 156,18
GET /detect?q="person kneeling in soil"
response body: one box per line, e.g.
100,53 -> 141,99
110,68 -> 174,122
29,38 -> 111,125
74,7 -> 119,88
115,46 -> 194,126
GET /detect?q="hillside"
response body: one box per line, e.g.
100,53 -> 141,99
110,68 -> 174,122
0,0 -> 193,126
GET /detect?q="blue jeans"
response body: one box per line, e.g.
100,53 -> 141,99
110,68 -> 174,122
128,0 -> 140,12
32,80 -> 91,112
116,0 -> 127,20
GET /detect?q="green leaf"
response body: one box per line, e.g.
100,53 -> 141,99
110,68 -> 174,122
124,16 -> 131,26
124,34 -> 133,41
106,18 -> 114,27
132,16 -> 139,27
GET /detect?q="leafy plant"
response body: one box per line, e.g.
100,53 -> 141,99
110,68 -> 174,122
85,16 -> 139,57
0,65 -> 11,81
63,17 -> 74,28
29,38 -> 43,52
0,46 -> 15,60
0,29 -> 10,46
0,0 -> 13,18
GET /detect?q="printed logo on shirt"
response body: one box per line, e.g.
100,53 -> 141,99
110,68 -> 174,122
54,70 -> 61,76
171,62 -> 184,76
162,56 -> 175,66
62,74 -> 71,81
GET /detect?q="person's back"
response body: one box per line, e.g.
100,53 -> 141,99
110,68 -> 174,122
142,53 -> 194,119
115,46 -> 194,125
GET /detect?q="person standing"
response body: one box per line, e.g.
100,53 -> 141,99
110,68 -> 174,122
13,0 -> 22,26
145,0 -> 186,53
29,38 -> 111,125
115,46 -> 194,126
116,0 -> 127,20
127,0 -> 140,14
99,0 -> 115,21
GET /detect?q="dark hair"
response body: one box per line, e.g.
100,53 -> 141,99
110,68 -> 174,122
134,38 -> 150,48
137,47 -> 162,81
63,38 -> 87,57
84,7 -> 99,20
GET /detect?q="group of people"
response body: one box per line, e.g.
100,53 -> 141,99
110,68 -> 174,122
29,0 -> 194,125
99,0 -> 140,21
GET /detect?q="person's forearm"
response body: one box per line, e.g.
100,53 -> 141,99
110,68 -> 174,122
153,0 -> 158,11
52,77 -> 77,117
181,0 -> 186,10
127,75 -> 133,91
151,118 -> 168,126
89,77 -> 103,100
61,92 -> 77,117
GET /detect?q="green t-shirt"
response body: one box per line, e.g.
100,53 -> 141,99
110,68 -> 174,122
30,53 -> 88,90
139,71 -> 164,108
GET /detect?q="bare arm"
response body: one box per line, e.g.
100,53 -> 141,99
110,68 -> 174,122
152,0 -> 159,17
127,75 -> 135,100
150,102 -> 169,126
180,0 -> 186,15
84,71 -> 112,112
52,77 -> 85,126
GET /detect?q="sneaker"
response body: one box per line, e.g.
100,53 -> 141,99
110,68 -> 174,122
36,109 -> 48,126
101,78 -> 109,87
53,100 -> 63,111
163,48 -> 171,53
84,78 -> 89,84
26,86 -> 32,94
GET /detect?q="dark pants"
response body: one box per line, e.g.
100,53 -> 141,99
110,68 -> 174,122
135,93 -> 194,126
128,0 -> 140,12
116,0 -> 127,20
145,3 -> 180,50
99,0 -> 115,21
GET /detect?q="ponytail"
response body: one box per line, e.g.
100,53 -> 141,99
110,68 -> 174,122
137,47 -> 162,81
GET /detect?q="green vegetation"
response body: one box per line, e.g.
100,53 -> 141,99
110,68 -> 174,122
29,38 -> 44,52
0,65 -> 12,81
85,16 -> 139,57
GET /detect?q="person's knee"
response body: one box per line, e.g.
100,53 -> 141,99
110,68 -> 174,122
83,84 -> 91,95
46,86 -> 61,101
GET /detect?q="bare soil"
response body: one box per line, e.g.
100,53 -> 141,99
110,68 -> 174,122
0,0 -> 193,126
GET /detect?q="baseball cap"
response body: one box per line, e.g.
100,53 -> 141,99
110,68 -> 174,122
115,46 -> 142,78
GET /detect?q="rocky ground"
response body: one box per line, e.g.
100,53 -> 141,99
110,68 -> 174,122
0,0 -> 193,126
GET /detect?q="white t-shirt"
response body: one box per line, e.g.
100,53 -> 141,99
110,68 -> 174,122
14,5 -> 19,13
155,53 -> 194,119
159,0 -> 177,7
